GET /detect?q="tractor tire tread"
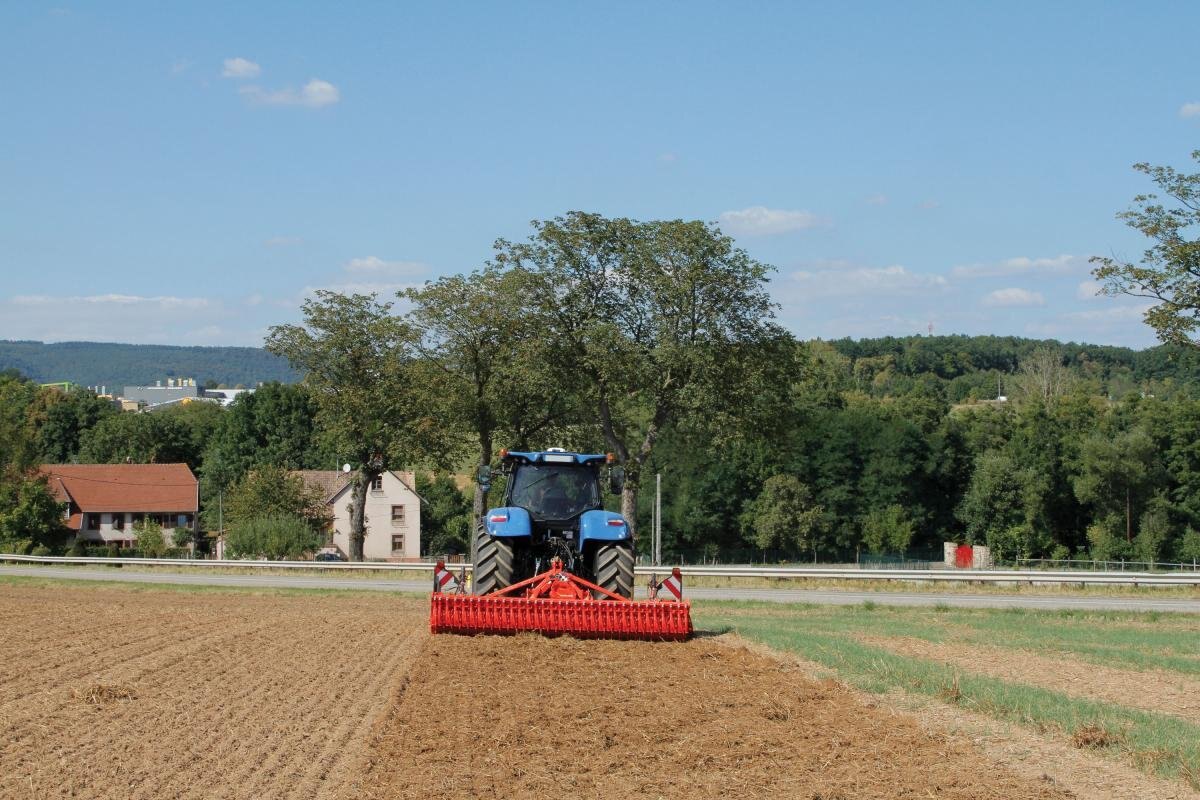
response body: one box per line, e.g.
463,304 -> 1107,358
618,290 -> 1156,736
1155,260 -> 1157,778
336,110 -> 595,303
472,524 -> 514,595
593,541 -> 635,599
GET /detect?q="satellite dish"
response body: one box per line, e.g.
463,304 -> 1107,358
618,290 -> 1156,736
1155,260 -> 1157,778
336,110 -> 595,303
342,463 -> 352,474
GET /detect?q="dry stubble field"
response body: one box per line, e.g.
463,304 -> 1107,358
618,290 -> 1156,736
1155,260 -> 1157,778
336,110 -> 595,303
0,580 -> 1188,799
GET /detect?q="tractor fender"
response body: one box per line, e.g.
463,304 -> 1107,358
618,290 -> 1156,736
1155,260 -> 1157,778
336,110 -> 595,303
578,510 -> 631,550
483,506 -> 533,538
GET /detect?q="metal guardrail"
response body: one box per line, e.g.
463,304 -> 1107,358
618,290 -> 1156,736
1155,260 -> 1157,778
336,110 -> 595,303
2,554 -> 1199,585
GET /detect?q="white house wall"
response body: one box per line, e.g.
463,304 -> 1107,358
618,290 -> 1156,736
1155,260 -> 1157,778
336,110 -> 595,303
329,472 -> 421,560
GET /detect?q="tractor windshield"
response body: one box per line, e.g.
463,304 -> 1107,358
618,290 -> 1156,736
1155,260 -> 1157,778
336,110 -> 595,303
509,464 -> 599,519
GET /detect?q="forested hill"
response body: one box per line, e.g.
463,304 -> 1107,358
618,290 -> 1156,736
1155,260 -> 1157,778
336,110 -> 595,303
822,335 -> 1200,400
0,340 -> 299,389
4,334 -> 1199,397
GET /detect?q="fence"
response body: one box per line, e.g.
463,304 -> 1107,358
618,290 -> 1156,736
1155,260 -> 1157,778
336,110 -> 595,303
3,553 -> 1199,586
1016,558 -> 1200,572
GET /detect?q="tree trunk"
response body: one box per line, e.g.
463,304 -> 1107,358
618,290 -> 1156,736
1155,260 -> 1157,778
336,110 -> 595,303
349,472 -> 370,561
1126,486 -> 1132,543
620,480 -> 639,540
472,434 -> 492,521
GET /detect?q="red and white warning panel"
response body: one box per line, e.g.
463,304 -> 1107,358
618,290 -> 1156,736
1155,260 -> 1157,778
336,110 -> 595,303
432,560 -> 459,594
658,567 -> 684,600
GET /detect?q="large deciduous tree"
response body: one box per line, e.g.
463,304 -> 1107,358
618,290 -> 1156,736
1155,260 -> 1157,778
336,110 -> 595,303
1091,151 -> 1200,347
265,291 -> 450,560
402,267 -> 576,518
495,212 -> 782,536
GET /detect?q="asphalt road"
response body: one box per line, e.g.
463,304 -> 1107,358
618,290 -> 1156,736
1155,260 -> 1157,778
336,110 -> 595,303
3,565 -> 1199,612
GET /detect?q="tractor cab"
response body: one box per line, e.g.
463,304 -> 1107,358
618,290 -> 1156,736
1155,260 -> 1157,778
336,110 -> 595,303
473,448 -> 634,598
503,452 -> 607,524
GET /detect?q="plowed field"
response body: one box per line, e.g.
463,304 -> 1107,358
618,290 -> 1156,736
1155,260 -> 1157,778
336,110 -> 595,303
0,584 -> 426,799
343,633 -> 1068,800
1,583 -> 1076,799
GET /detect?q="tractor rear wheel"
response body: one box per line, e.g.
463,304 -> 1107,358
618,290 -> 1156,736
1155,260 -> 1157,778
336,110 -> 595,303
593,542 -> 634,599
471,524 -> 514,595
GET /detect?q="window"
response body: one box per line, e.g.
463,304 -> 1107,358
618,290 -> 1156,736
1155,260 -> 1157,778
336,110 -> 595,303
177,514 -> 191,528
85,513 -> 101,530
112,514 -> 124,531
391,534 -> 405,553
370,475 -> 384,492
390,505 -> 405,526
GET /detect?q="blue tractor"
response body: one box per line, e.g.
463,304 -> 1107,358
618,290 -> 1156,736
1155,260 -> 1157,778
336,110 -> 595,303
473,448 -> 635,599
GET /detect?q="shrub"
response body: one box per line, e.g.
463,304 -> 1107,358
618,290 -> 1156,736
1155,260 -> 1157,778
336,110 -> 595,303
133,520 -> 168,558
30,545 -> 53,556
68,539 -> 87,556
226,516 -> 321,560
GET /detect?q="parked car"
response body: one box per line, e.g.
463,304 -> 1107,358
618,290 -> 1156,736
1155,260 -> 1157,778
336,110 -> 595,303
314,551 -> 347,562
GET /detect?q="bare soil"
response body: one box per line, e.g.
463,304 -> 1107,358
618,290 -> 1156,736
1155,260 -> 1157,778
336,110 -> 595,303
344,632 -> 1071,800
730,634 -> 1200,800
858,634 -> 1200,723
0,584 -> 426,799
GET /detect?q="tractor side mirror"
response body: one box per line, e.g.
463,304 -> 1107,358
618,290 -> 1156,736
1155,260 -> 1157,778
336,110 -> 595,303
608,466 -> 625,495
476,464 -> 492,493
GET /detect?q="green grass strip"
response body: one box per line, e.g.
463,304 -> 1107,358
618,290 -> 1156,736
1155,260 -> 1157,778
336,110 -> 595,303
701,609 -> 1200,787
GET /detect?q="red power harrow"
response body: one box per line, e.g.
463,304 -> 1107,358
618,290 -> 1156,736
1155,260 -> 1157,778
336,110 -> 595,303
430,558 -> 692,641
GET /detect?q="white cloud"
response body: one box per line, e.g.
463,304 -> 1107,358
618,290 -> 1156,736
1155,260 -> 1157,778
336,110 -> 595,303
1180,102 -> 1200,118
982,288 -> 1045,308
719,206 -> 830,236
221,57 -> 261,79
952,254 -> 1085,279
240,79 -> 340,108
12,293 -> 209,309
1076,279 -> 1104,300
789,264 -> 948,300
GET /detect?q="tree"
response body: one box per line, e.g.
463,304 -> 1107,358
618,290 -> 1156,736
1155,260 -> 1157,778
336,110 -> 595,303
266,292 -> 450,560
77,412 -> 197,467
132,520 -> 167,558
1091,151 -> 1200,347
416,473 -> 472,556
200,383 -> 332,489
0,476 -> 67,553
741,475 -> 824,560
1073,428 -> 1158,543
496,212 -> 782,536
958,452 -> 1027,547
860,505 -> 916,555
1011,347 -> 1074,403
224,464 -> 331,530
403,268 -> 575,519
31,386 -> 117,463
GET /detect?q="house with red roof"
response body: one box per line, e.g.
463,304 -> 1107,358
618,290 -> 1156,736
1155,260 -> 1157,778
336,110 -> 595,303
40,464 -> 200,548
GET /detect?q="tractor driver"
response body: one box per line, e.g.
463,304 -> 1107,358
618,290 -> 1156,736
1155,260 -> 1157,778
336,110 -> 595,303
531,471 -> 568,513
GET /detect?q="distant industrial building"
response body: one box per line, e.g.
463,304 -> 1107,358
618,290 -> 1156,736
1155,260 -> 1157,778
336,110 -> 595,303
122,378 -> 204,408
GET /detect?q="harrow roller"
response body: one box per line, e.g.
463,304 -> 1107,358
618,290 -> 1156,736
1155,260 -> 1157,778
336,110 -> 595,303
430,560 -> 692,641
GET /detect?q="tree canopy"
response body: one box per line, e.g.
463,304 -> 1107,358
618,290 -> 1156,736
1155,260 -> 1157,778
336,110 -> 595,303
1092,150 -> 1200,347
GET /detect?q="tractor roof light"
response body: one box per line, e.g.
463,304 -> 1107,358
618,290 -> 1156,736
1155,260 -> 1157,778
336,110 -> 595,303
605,452 -> 615,464
498,448 -> 509,459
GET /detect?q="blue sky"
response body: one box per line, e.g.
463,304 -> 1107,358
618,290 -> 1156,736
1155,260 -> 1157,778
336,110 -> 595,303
2,1 -> 1198,349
